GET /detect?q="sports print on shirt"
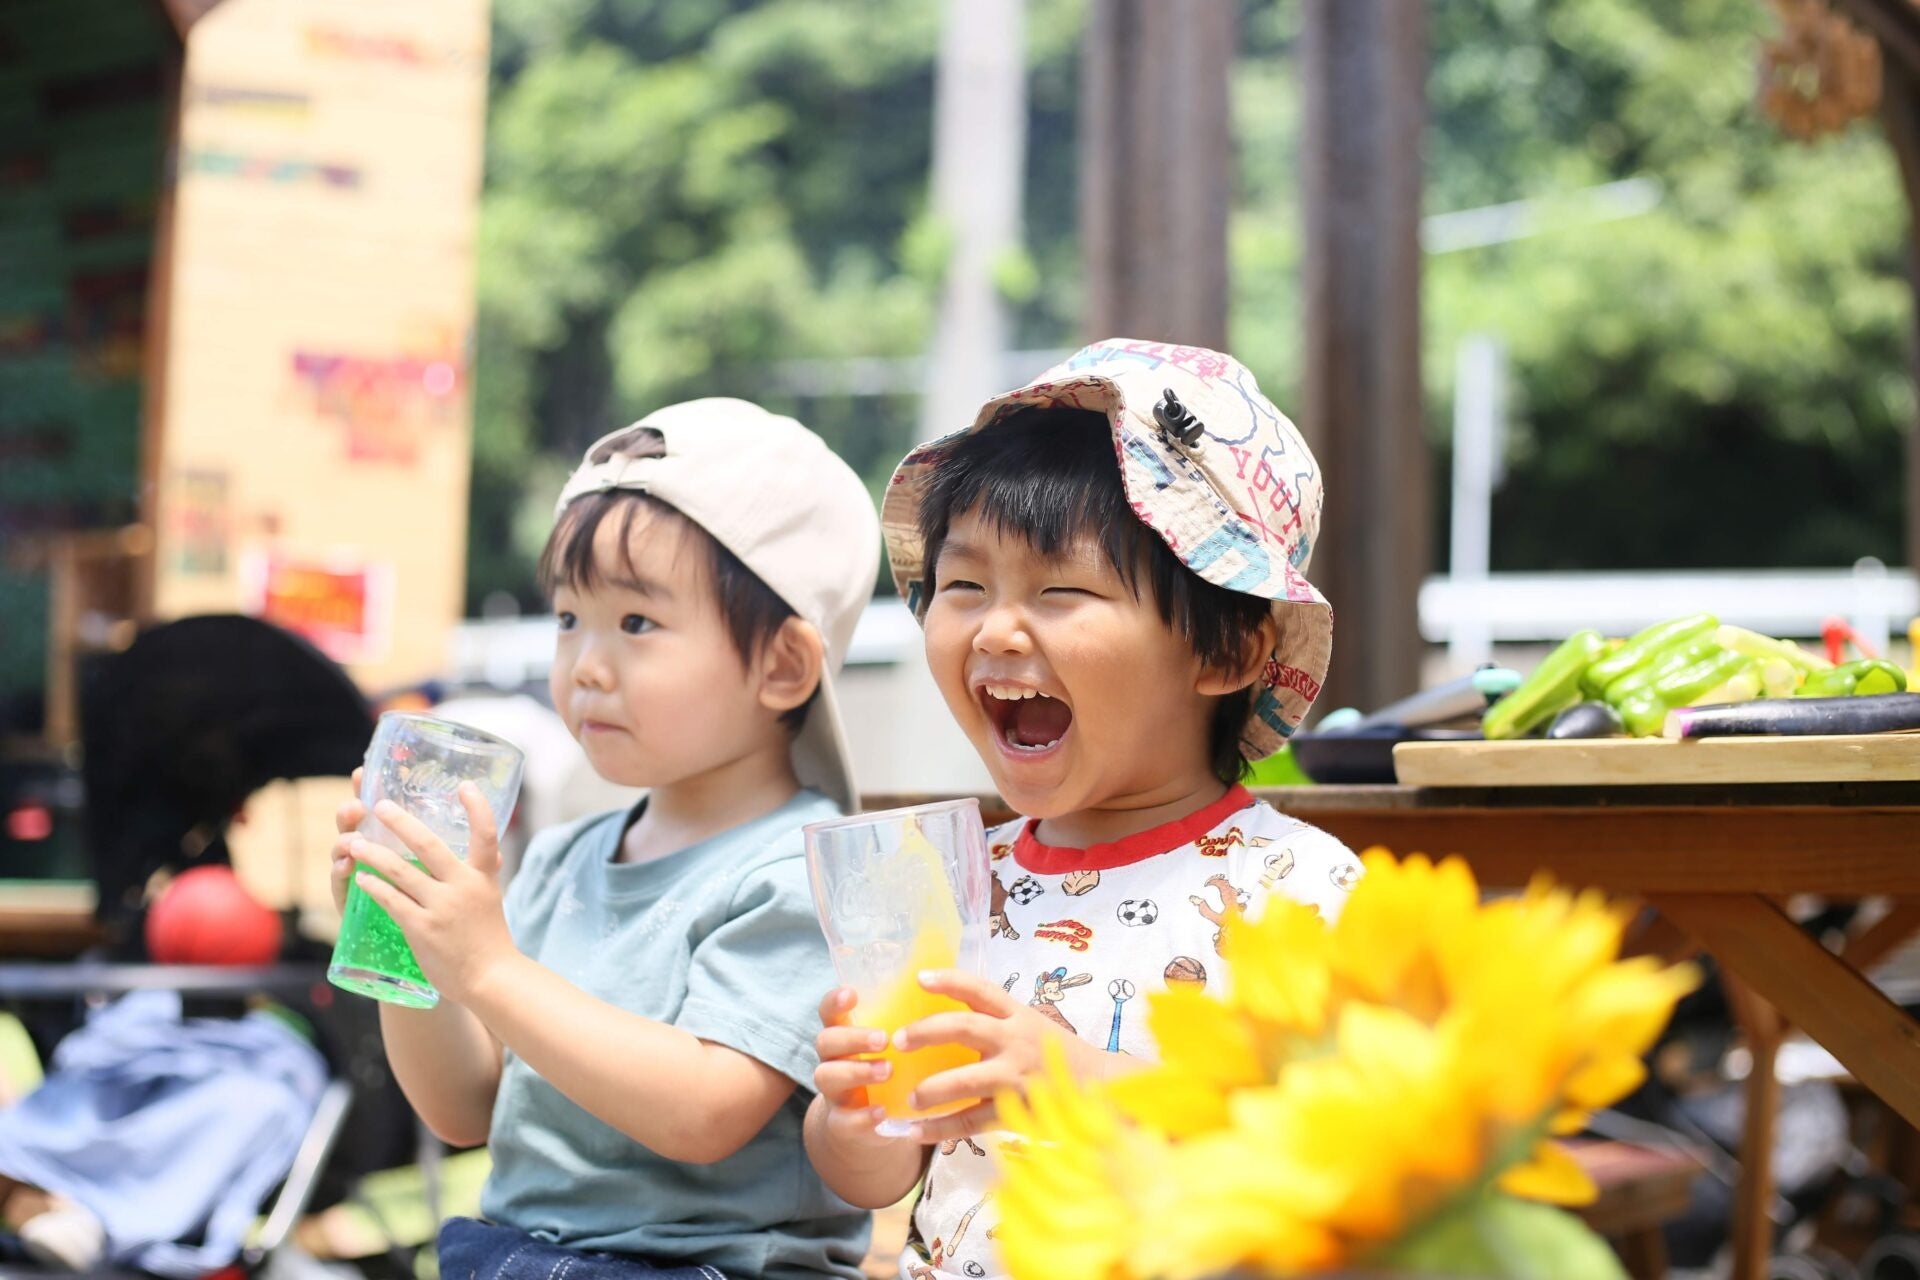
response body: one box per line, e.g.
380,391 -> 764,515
906,788 -> 1359,1279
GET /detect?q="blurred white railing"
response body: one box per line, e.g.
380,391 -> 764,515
452,561 -> 1917,690
1420,559 -> 1916,656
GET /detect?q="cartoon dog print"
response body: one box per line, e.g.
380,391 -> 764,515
989,869 -> 1020,940
1189,873 -> 1248,955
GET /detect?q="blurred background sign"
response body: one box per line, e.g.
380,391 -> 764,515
150,0 -> 489,693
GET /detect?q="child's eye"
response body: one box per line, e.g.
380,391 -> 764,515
1042,585 -> 1092,598
939,579 -> 984,594
620,614 -> 656,635
555,611 -> 577,631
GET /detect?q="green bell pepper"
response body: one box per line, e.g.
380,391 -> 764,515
1601,634 -> 1723,706
1617,649 -> 1756,737
1582,613 -> 1718,699
1483,629 -> 1611,740
1795,659 -> 1908,698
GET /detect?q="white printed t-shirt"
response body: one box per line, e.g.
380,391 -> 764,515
904,784 -> 1361,1279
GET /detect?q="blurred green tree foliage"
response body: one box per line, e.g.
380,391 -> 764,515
468,0 -> 1911,609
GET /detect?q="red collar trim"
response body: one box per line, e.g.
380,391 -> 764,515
1013,785 -> 1256,874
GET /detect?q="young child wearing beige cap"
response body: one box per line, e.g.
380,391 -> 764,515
332,399 -> 880,1279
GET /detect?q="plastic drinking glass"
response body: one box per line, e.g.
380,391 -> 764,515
328,712 -> 524,1007
803,798 -> 991,1136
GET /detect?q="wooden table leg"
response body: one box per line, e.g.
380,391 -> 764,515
1721,975 -> 1785,1280
1653,894 -> 1920,1129
1654,893 -> 1920,1280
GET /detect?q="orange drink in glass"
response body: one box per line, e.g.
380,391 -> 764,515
804,799 -> 990,1136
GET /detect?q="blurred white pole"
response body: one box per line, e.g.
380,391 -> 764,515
1448,334 -> 1507,665
918,0 -> 1027,444
1853,555 -> 1891,655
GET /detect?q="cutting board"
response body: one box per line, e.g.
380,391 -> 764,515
1392,733 -> 1920,787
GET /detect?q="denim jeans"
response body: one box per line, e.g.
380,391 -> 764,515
437,1217 -> 732,1280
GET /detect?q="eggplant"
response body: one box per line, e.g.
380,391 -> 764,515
1662,693 -> 1920,740
1545,701 -> 1626,740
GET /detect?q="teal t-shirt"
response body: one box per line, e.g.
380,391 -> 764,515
479,789 -> 869,1279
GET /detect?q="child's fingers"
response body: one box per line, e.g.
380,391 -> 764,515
458,783 -> 501,877
371,800 -> 459,878
329,853 -> 353,911
813,1058 -> 887,1105
826,1104 -> 893,1145
916,969 -> 1021,1018
892,1011 -> 1003,1056
348,838 -> 437,905
908,1061 -> 1009,1113
817,1024 -> 888,1062
816,986 -> 858,1026
334,798 -> 366,836
352,870 -> 422,931
896,1101 -> 997,1146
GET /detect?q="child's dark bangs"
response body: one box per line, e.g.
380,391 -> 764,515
920,408 -> 1154,597
538,490 -> 648,596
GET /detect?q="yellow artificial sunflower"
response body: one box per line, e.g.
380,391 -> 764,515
993,850 -> 1698,1279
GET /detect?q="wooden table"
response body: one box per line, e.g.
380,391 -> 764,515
0,881 -> 102,956
1260,779 -> 1920,1280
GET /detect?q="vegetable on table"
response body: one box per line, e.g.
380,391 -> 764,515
1795,659 -> 1907,699
1581,613 -> 1716,699
1545,701 -> 1625,740
1482,630 -> 1611,741
1664,692 -> 1920,739
1716,625 -> 1829,674
1485,616 -> 1898,741
1615,648 -> 1757,738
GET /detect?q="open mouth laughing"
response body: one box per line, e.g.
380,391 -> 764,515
977,681 -> 1074,755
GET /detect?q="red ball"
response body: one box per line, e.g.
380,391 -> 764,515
145,866 -> 283,966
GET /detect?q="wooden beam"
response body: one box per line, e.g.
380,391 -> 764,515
1843,899 -> 1920,972
1879,50 -> 1920,607
1286,805 -> 1920,896
1078,0 -> 1234,348
1300,0 -> 1430,717
1655,894 -> 1920,1132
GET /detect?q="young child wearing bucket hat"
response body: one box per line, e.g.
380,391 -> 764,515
331,400 -> 879,1279
803,340 -> 1362,1279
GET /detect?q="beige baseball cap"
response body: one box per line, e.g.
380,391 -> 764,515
555,398 -> 881,811
884,339 -> 1331,762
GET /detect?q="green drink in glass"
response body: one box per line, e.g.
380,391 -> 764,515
328,712 -> 524,1007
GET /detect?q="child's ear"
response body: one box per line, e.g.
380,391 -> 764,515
757,617 -> 826,715
1195,614 -> 1280,697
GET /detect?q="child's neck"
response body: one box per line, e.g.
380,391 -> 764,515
1033,773 -> 1232,851
619,741 -> 802,864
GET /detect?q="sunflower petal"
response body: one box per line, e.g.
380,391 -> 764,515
1499,1140 -> 1598,1206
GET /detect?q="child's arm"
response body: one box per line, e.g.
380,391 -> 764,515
802,987 -> 930,1208
346,791 -> 794,1164
331,782 -> 503,1147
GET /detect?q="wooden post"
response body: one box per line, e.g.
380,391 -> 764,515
1078,0 -> 1233,348
1879,53 -> 1920,589
1300,0 -> 1430,716
1835,0 -> 1920,593
1720,975 -> 1785,1280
